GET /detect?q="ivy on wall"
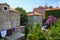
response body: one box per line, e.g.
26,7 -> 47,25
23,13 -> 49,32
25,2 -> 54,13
45,10 -> 60,19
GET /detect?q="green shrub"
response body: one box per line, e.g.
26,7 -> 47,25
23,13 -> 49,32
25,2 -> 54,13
26,23 -> 46,40
26,19 -> 60,40
25,24 -> 33,39
45,10 -> 60,19
47,19 -> 60,40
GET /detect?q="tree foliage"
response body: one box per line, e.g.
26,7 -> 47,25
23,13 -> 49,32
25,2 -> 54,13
15,7 -> 28,26
49,6 -> 53,8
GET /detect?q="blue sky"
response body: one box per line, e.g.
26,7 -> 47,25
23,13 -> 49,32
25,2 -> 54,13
0,0 -> 60,12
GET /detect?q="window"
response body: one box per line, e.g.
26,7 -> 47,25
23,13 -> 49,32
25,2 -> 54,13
4,7 -> 7,10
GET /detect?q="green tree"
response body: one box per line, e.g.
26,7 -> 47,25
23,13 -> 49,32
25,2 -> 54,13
49,6 -> 53,8
15,7 -> 28,26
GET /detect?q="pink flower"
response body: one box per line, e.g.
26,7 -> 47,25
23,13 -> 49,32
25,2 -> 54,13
45,18 -> 52,25
45,16 -> 58,25
52,17 -> 58,23
48,16 -> 53,19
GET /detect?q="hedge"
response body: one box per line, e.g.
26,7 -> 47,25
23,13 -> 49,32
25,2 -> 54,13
45,10 -> 60,19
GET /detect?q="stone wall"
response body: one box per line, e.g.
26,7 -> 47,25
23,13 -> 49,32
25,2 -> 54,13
10,12 -> 20,28
0,10 -> 20,30
28,16 -> 34,24
28,7 -> 45,26
33,7 -> 45,14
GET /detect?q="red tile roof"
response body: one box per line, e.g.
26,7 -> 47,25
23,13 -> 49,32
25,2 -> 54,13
45,8 -> 60,11
27,12 -> 44,17
9,8 -> 20,13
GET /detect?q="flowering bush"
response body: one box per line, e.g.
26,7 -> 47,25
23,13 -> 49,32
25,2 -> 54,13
45,15 -> 58,26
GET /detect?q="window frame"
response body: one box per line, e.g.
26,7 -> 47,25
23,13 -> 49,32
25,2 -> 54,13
3,6 -> 8,11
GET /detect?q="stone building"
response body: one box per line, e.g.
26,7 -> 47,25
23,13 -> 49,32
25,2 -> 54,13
27,6 -> 45,26
0,3 -> 20,30
27,6 -> 60,27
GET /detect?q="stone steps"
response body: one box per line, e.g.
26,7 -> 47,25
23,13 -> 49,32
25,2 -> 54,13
6,32 -> 25,40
